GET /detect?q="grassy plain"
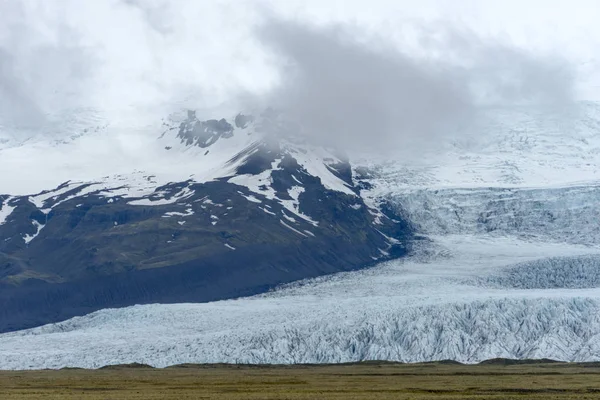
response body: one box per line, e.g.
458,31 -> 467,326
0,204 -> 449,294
2,361 -> 600,399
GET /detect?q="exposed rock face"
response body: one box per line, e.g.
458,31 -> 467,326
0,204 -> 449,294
0,112 -> 413,333
176,111 -> 235,147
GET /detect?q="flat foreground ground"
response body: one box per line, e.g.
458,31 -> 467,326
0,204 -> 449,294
3,362 -> 600,399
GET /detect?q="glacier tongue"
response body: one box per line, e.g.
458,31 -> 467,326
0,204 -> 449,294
2,234 -> 600,369
3,298 -> 600,368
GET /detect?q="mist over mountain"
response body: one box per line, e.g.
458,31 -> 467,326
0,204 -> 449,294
249,18 -> 576,151
0,1 -> 583,150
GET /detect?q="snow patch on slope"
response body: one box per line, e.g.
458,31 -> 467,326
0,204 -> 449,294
279,186 -> 318,227
288,143 -> 356,196
128,187 -> 195,206
228,159 -> 280,200
163,208 -> 194,218
0,197 -> 15,225
23,221 -> 45,244
28,183 -> 83,214
229,160 -> 321,226
280,219 -> 308,237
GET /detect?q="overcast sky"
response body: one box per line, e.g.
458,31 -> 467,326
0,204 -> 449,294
0,0 -> 598,125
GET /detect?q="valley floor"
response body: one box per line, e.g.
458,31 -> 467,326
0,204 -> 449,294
3,362 -> 600,399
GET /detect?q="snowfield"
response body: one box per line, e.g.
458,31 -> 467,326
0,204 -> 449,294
2,103 -> 600,369
357,102 -> 600,192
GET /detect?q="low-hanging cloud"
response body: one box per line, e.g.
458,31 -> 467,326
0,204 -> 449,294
0,1 -> 578,149
251,18 -> 576,150
0,1 -> 97,128
121,0 -> 175,36
0,0 -> 269,130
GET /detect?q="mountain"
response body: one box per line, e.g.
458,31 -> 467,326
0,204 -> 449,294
2,102 -> 600,369
355,101 -> 600,192
0,109 -> 412,333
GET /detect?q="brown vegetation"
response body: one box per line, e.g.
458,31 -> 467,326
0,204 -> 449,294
2,361 -> 600,399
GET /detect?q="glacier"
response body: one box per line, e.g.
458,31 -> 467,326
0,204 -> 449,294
1,233 -> 600,369
2,103 -> 600,369
390,185 -> 600,245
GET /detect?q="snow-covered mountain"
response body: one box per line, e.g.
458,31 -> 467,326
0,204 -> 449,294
356,101 -> 600,193
2,102 -> 600,368
0,108 -> 410,333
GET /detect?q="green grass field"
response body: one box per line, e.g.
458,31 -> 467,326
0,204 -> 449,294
3,361 -> 600,399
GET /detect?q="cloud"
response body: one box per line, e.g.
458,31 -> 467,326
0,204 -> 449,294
0,0 -> 578,147
0,1 -> 98,128
250,17 -> 576,151
0,0 -> 271,129
121,0 -> 175,35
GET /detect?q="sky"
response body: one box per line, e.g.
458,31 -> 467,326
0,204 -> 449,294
0,0 -> 598,123
1,0 -> 600,193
